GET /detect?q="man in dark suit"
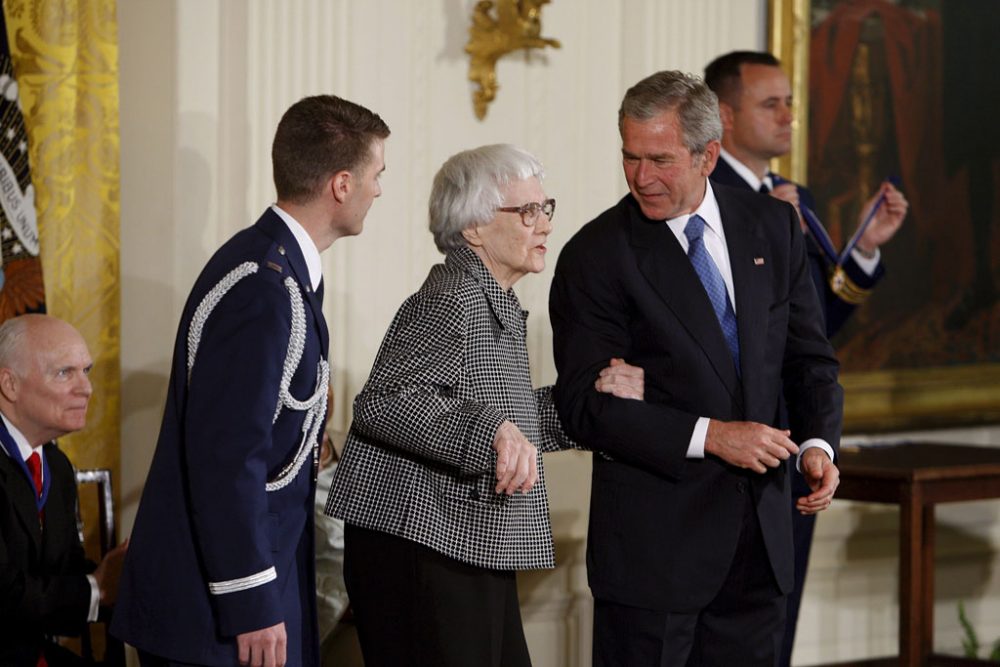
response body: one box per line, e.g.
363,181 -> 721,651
111,96 -> 389,667
0,314 -> 128,666
704,51 -> 907,665
550,70 -> 844,665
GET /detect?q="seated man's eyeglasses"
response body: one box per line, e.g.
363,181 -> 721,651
496,199 -> 556,227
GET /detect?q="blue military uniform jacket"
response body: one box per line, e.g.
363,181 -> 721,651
112,209 -> 329,666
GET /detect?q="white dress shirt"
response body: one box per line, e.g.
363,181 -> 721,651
271,204 -> 324,291
719,147 -> 773,194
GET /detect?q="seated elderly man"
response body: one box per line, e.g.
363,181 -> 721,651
0,314 -> 128,666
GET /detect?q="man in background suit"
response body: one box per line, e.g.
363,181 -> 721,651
704,51 -> 907,337
550,70 -> 844,665
704,51 -> 908,665
0,314 -> 128,666
112,96 -> 389,667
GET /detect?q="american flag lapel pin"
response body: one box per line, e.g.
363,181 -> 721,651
753,257 -> 765,266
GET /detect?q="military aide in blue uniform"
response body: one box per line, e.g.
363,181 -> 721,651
704,51 -> 908,667
112,96 -> 389,667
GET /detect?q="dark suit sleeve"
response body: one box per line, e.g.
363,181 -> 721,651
549,234 -> 698,480
0,452 -> 92,637
778,204 -> 845,451
352,291 -> 505,477
183,275 -> 291,637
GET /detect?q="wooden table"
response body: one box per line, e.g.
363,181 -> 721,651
822,442 -> 1000,667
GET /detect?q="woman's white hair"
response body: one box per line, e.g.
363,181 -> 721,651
429,144 -> 544,253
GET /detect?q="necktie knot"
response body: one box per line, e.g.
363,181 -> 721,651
26,451 -> 42,499
684,214 -> 706,245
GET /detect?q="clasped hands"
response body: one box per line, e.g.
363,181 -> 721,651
492,358 -> 644,495
705,419 -> 839,515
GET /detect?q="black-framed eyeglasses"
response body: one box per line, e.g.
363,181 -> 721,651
496,198 -> 556,227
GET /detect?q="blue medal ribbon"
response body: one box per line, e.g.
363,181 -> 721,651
0,417 -> 51,513
771,174 -> 899,267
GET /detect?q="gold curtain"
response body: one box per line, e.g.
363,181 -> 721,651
4,0 -> 120,494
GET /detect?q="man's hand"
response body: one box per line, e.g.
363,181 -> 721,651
92,538 -> 129,605
856,181 -> 908,255
238,622 -> 287,667
796,447 -> 840,515
704,420 -> 798,473
594,358 -> 644,400
492,420 -> 538,495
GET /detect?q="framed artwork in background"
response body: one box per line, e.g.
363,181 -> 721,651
769,0 -> 1000,431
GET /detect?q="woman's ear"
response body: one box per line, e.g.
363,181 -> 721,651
461,226 -> 482,247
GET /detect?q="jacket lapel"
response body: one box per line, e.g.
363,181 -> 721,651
628,199 -> 741,398
256,210 -> 330,357
0,453 -> 43,551
717,189 -> 770,403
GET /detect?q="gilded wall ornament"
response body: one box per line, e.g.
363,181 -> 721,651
465,0 -> 560,120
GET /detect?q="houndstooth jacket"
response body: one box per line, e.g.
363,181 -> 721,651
326,246 -> 572,571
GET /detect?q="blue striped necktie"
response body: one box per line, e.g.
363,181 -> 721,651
684,214 -> 740,373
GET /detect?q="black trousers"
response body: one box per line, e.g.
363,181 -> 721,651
780,468 -> 817,667
344,523 -> 532,667
594,492 -> 786,667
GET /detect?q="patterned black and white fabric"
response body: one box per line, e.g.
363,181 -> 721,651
326,246 -> 572,571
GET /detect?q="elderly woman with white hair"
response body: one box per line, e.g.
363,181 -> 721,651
326,144 -> 643,666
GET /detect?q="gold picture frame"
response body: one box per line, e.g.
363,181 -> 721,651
767,0 -> 1000,433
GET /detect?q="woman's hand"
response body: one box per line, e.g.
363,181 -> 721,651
492,420 -> 539,495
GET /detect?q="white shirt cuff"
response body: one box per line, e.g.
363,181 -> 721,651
796,439 -> 834,472
686,417 -> 709,458
850,247 -> 881,276
86,574 -> 100,622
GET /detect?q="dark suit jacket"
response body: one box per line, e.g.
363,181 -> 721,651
112,209 -> 328,666
0,439 -> 93,665
549,185 -> 843,612
710,157 -> 884,338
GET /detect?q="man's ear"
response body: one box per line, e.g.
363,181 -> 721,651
461,226 -> 482,247
718,102 -> 735,132
0,368 -> 19,402
330,170 -> 352,204
700,139 -> 721,176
